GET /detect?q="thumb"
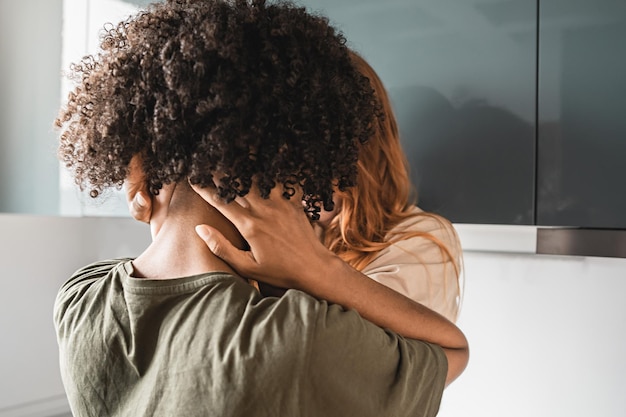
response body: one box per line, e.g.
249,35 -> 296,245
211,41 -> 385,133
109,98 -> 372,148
195,224 -> 257,275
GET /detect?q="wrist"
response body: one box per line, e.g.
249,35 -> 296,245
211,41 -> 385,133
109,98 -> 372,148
285,248 -> 333,287
291,252 -> 361,303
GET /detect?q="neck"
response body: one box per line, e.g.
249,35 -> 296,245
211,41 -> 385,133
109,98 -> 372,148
131,184 -> 246,280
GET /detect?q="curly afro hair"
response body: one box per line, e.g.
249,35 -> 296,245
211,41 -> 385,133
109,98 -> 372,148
55,0 -> 381,219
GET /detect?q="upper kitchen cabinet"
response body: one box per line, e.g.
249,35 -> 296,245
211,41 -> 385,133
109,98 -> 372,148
391,1 -> 537,225
537,0 -> 626,228
299,0 -> 537,225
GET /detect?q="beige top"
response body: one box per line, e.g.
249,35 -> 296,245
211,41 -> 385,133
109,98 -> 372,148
362,206 -> 462,322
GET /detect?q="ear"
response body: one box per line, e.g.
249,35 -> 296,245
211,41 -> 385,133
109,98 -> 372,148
125,155 -> 153,223
127,155 -> 146,185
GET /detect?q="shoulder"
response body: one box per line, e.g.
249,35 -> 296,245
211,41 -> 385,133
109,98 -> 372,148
393,206 -> 460,249
243,290 -> 379,359
284,291 -> 448,415
362,207 -> 462,321
266,289 -> 447,368
67,258 -> 130,282
369,206 -> 461,266
54,259 -> 129,329
228,291 -> 447,415
58,258 -> 129,297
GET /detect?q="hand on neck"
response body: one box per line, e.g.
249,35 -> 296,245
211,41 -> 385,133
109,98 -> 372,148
131,182 -> 246,280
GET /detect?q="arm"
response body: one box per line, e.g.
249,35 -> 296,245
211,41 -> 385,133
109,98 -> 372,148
191,184 -> 469,386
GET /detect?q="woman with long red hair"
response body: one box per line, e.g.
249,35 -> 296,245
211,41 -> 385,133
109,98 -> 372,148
317,51 -> 462,322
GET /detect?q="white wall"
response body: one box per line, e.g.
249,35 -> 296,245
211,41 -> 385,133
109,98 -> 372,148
1,215 -> 625,416
439,250 -> 626,417
0,215 -> 150,417
0,0 -> 62,215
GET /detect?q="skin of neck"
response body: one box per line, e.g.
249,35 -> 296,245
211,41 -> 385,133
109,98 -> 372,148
131,182 -> 246,280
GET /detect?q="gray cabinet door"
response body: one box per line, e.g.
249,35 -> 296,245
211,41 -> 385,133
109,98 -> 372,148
301,0 -> 537,224
537,0 -> 626,228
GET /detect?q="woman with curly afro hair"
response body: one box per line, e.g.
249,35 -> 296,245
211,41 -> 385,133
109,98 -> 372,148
57,0 -> 377,218
54,1 -> 468,416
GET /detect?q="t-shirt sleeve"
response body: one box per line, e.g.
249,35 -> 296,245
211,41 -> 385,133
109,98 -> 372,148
53,259 -> 128,337
301,298 -> 448,417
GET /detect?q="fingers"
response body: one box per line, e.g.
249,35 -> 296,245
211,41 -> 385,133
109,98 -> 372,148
246,182 -> 303,207
195,224 -> 258,277
233,195 -> 251,209
190,179 -> 307,239
189,181 -> 251,225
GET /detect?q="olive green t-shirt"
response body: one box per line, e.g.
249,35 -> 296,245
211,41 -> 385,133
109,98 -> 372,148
54,259 -> 447,417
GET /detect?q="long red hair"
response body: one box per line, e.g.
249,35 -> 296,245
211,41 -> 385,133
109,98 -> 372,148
323,52 -> 461,282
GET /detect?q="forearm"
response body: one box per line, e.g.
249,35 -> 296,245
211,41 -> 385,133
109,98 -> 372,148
291,253 -> 463,347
